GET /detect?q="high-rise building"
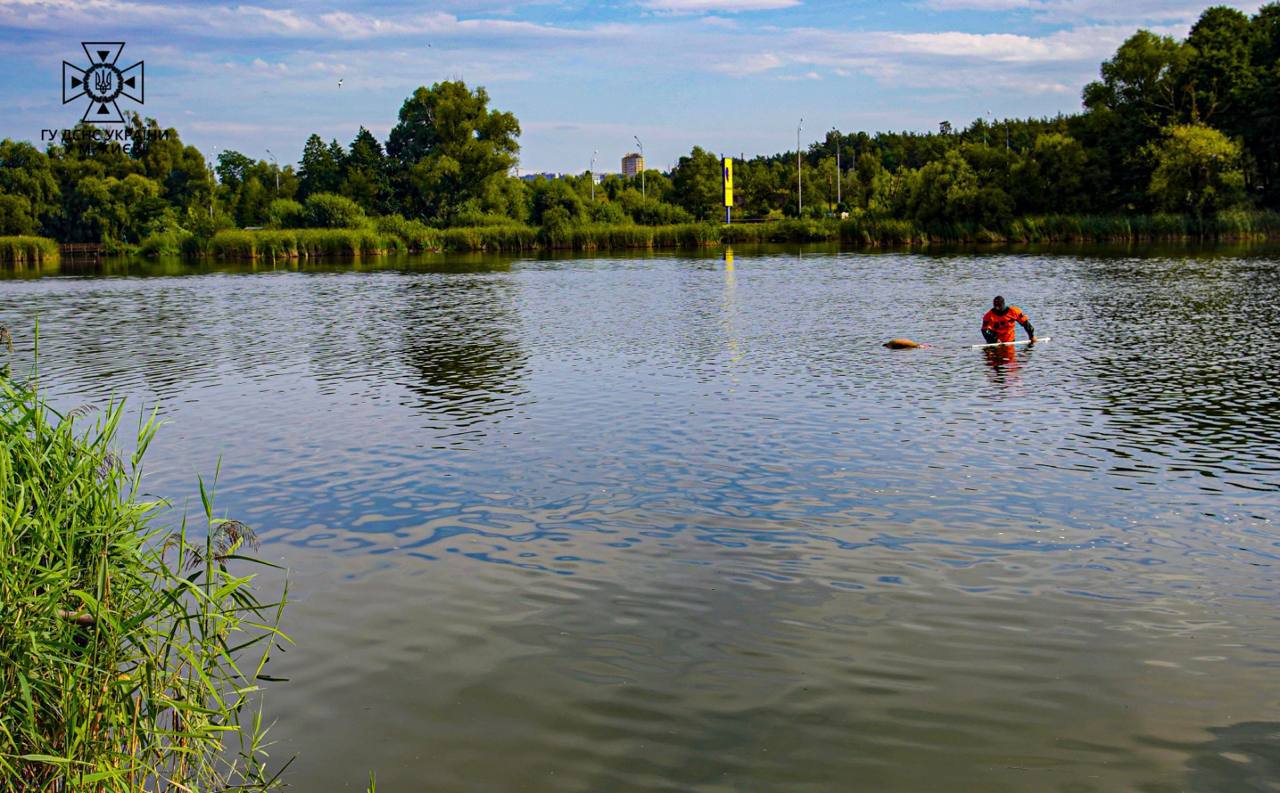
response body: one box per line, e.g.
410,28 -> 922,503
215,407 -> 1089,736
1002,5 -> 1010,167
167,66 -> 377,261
622,152 -> 645,178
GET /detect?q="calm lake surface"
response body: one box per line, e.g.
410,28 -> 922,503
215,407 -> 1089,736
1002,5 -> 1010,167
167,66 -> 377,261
3,246 -> 1280,792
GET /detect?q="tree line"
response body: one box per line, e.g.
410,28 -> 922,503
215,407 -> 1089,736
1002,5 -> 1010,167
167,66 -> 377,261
0,3 -> 1278,245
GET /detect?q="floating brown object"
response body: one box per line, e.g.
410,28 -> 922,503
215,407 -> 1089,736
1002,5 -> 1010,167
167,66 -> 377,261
883,338 -> 925,349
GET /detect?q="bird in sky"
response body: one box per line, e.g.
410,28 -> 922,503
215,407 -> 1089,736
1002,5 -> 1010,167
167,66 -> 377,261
337,78 -> 344,88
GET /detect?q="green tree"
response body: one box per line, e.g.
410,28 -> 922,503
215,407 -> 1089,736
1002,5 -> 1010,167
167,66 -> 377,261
530,178 -> 585,225
480,175 -> 531,222
215,150 -> 255,188
234,177 -> 270,227
385,81 -> 520,222
0,140 -> 59,233
906,150 -> 979,225
114,173 -> 170,241
1084,30 -> 1194,128
1016,133 -> 1091,213
161,145 -> 214,215
0,193 -> 36,235
64,176 -> 124,242
1083,30 -> 1196,208
298,134 -> 343,199
735,158 -> 785,218
340,127 -> 390,214
1182,6 -> 1255,129
853,152 -> 889,213
1147,124 -> 1246,220
1243,3 -> 1280,204
670,146 -> 722,220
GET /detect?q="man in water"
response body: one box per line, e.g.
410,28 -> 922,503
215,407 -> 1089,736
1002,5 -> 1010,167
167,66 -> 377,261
981,295 -> 1035,345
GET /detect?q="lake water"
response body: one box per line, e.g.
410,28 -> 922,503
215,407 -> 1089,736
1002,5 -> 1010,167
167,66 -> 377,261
3,246 -> 1279,792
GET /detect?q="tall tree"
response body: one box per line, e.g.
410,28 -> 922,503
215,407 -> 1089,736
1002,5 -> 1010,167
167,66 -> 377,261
385,81 -> 520,222
1083,30 -> 1195,208
1244,3 -> 1280,204
298,134 -> 343,199
1182,6 -> 1255,129
215,150 -> 255,189
340,126 -> 390,214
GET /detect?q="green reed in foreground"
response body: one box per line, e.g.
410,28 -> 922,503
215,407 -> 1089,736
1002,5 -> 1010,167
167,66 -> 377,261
0,339 -> 291,791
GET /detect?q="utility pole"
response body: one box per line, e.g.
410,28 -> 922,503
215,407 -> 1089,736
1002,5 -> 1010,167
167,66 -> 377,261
634,135 -> 645,199
797,117 -> 804,216
590,149 -> 597,201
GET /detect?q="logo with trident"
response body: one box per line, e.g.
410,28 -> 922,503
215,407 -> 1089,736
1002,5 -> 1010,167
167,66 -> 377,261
63,42 -> 144,123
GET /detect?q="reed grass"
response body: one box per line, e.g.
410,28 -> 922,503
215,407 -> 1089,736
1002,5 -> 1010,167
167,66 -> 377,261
0,236 -> 59,265
206,229 -> 397,260
0,332 -> 291,791
186,209 -> 1280,260
374,215 -> 442,252
440,224 -> 539,252
137,231 -> 193,259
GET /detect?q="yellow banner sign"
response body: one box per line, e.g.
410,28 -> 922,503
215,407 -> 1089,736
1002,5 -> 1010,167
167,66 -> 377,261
723,157 -> 733,207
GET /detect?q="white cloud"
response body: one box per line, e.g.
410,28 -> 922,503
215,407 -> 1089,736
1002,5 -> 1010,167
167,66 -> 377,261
921,0 -> 1263,25
640,0 -> 800,12
0,0 -> 625,40
709,51 -> 784,74
885,27 -> 1120,62
923,0 -> 1037,9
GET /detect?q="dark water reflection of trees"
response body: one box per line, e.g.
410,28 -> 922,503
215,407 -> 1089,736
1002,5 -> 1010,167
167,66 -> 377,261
1079,254 -> 1280,491
395,276 -> 527,430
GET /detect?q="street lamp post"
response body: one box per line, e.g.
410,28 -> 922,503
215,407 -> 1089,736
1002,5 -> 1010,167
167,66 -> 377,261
208,146 -> 220,219
590,149 -> 598,201
832,127 -> 841,209
796,118 -> 804,216
265,148 -> 279,193
634,136 -> 645,199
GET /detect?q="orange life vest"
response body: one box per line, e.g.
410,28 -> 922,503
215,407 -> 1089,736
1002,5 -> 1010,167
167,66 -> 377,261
982,306 -> 1028,343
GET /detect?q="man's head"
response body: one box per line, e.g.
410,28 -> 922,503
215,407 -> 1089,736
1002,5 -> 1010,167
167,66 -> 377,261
992,295 -> 1006,313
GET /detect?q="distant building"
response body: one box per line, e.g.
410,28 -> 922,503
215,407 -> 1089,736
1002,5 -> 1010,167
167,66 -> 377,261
622,152 -> 644,178
518,172 -> 561,182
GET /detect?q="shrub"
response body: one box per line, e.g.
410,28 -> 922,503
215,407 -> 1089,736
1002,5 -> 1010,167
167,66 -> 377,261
266,198 -> 305,229
302,193 -> 367,229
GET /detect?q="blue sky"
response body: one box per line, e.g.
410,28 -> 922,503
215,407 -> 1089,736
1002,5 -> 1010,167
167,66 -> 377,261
0,0 -> 1263,173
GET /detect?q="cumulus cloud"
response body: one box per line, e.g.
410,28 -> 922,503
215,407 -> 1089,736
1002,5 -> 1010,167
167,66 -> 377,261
921,0 -> 1263,25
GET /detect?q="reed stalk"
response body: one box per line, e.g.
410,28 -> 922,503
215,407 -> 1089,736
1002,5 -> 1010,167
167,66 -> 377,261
0,329 -> 291,792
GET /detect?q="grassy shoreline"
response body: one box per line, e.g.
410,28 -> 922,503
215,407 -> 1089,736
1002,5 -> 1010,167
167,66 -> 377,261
195,211 -> 1280,256
9,210 -> 1280,263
